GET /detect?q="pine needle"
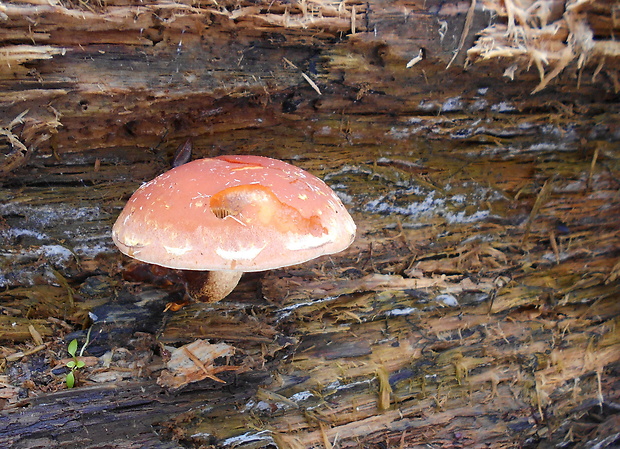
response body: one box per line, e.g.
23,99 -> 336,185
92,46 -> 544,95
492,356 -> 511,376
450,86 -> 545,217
520,178 -> 554,249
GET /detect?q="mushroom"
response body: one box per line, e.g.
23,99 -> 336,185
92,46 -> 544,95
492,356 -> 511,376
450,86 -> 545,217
112,155 -> 356,303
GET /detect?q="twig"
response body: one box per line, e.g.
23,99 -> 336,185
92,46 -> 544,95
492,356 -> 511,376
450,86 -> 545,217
182,346 -> 225,383
549,230 -> 560,264
5,344 -> 49,362
283,57 -> 321,95
446,0 -> 476,69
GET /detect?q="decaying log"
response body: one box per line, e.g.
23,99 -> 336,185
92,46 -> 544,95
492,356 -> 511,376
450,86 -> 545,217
1,112 -> 619,448
0,380 -> 259,449
1,0 -> 619,448
1,0 -> 618,167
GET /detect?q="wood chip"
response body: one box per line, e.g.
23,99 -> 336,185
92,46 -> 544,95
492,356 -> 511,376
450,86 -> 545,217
28,325 -> 44,346
301,72 -> 322,95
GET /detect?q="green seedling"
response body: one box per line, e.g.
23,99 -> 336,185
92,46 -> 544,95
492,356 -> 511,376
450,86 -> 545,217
65,327 -> 92,388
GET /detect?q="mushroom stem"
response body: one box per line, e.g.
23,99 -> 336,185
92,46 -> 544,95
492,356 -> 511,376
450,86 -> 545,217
181,270 -> 243,303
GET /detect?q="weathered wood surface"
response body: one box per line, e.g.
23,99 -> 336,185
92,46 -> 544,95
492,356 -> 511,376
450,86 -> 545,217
1,0 -> 619,170
2,113 -> 619,447
1,0 -> 620,448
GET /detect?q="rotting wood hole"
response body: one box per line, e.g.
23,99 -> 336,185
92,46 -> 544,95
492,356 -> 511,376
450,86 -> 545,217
123,120 -> 139,137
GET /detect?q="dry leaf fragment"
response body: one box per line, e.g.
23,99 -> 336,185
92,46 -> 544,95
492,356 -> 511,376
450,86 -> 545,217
157,339 -> 239,390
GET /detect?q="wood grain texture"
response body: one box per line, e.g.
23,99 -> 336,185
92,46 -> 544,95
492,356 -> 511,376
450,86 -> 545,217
1,1 -> 619,448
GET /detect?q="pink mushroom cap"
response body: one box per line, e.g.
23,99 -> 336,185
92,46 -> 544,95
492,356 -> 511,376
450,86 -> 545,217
112,155 -> 356,272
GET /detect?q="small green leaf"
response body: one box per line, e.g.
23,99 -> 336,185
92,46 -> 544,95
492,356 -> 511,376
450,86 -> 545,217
68,339 -> 78,357
76,360 -> 86,369
66,371 -> 75,388
66,360 -> 76,368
